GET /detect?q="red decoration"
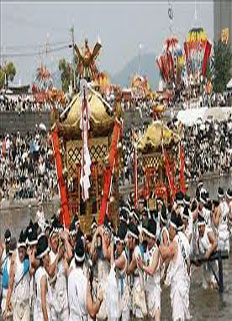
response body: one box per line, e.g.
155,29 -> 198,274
51,127 -> 70,227
179,144 -> 187,194
202,40 -> 212,77
98,120 -> 122,225
163,150 -> 176,200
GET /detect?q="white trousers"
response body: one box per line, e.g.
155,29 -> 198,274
51,306 -> 69,321
13,302 -> 30,321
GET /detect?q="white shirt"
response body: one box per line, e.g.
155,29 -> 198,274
68,266 -> 88,321
34,266 -> 51,321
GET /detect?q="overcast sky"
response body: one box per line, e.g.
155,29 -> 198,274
1,1 -> 214,84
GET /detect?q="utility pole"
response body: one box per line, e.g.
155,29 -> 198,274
71,25 -> 76,92
138,44 -> 143,75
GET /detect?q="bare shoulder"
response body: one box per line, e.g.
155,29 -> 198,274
171,239 -> 178,255
11,251 -> 17,263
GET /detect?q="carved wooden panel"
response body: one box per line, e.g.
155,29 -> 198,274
66,137 -> 109,179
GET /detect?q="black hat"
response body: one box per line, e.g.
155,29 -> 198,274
119,208 -> 129,224
142,220 -> 149,235
74,236 -> 85,263
161,205 -> 168,224
127,222 -> 139,240
4,229 -> 11,243
199,190 -> 207,205
27,220 -> 34,235
170,211 -> 179,230
116,224 -> 127,243
73,214 -> 80,227
34,222 -> 39,233
50,217 -> 61,237
226,188 -> 232,200
191,199 -> 198,212
44,220 -> 50,232
36,235 -> 50,259
69,220 -> 77,236
76,227 -> 84,241
182,206 -> 189,220
18,230 -> 27,248
212,199 -> 220,207
184,194 -> 191,206
197,214 -> 206,226
175,191 -> 184,205
205,191 -> 210,202
218,187 -> 224,198
51,214 -> 56,225
144,219 -> 156,239
9,237 -> 17,254
91,217 -> 97,231
197,180 -> 203,188
156,196 -> 163,205
28,224 -> 38,246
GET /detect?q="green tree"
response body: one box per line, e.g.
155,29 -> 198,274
0,61 -> 16,88
212,40 -> 232,93
58,58 -> 72,92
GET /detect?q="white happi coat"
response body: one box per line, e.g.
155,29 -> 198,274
12,252 -> 30,321
145,244 -> 161,318
115,250 -> 130,321
68,266 -> 88,321
185,209 -> 193,243
49,251 -> 69,321
33,266 -> 51,321
132,245 -> 147,318
169,234 -> 191,321
218,201 -> 230,252
198,226 -> 217,289
96,258 -> 110,321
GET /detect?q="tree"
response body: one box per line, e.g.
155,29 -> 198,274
58,58 -> 72,93
0,61 -> 16,88
212,40 -> 232,93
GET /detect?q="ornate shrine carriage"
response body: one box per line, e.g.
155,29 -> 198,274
137,120 -> 186,206
50,39 -> 123,233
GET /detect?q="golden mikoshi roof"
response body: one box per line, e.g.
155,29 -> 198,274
137,121 -> 180,153
58,91 -> 114,139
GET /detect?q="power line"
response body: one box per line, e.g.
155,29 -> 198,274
0,44 -> 72,58
0,41 -> 68,50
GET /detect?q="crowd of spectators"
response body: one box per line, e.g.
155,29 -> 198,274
0,130 -> 57,203
0,94 -> 65,112
174,117 -> 232,180
1,90 -> 232,202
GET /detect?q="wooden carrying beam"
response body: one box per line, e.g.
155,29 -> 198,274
191,250 -> 229,293
190,250 -> 229,264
